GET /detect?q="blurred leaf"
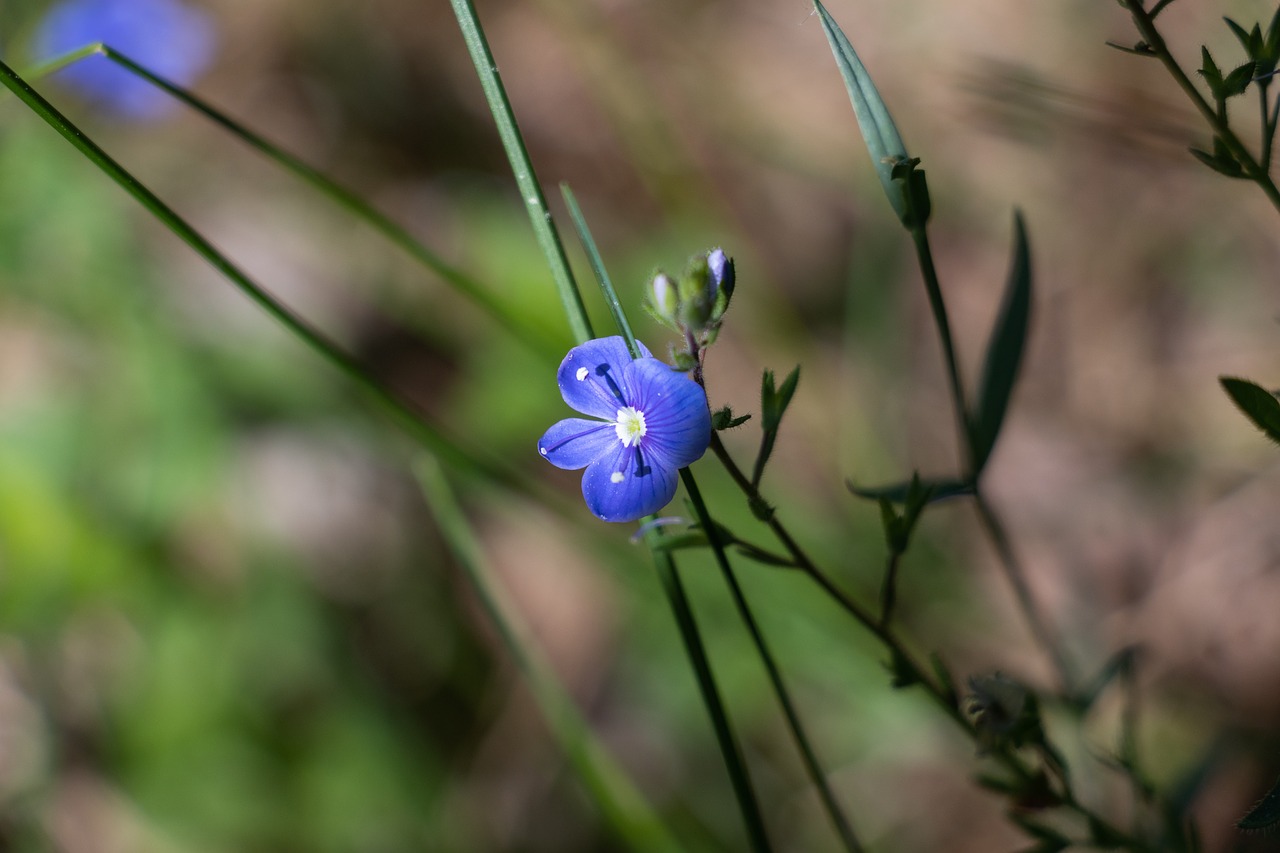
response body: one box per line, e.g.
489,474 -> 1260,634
969,212 -> 1032,475
1189,140 -> 1245,177
814,0 -> 914,225
1238,774 -> 1280,833
1106,40 -> 1157,57
753,366 -> 799,486
1220,376 -> 1280,444
847,477 -> 972,504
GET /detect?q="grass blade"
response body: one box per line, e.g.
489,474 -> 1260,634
446,0 -> 594,344
0,58 -> 524,494
17,44 -> 561,358
414,457 -> 688,853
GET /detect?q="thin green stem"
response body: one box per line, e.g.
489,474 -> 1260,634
16,45 -> 560,358
907,226 -> 970,469
648,544 -> 773,853
1259,82 -> 1275,171
972,492 -> 1074,692
0,58 -> 525,495
879,551 -> 902,627
680,469 -> 863,853
414,458 -> 685,852
447,0 -> 594,343
706,435 -> 1152,849
1121,0 -> 1280,213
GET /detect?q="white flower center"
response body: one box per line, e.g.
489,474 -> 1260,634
614,406 -> 647,447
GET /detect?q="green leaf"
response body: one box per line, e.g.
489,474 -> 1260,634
847,477 -> 972,504
1220,376 -> 1280,444
1189,142 -> 1245,177
969,212 -> 1032,475
711,406 -> 751,431
813,0 -> 914,226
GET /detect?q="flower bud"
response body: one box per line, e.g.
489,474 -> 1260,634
649,272 -> 678,325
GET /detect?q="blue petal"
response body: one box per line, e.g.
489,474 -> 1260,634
557,336 -> 653,420
624,359 -> 712,470
582,442 -> 679,523
538,418 -> 616,470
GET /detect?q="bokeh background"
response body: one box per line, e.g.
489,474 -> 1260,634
0,0 -> 1278,850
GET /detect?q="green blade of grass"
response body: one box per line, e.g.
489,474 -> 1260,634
559,183 -> 639,357
446,0 -> 594,344
413,457 -> 688,853
17,44 -> 561,359
0,58 -> 524,494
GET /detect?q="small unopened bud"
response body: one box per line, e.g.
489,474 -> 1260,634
707,248 -> 734,300
650,273 -> 677,323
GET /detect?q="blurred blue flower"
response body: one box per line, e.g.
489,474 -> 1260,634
538,336 -> 711,523
34,0 -> 215,119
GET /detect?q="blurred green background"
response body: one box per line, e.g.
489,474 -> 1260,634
0,0 -> 1278,850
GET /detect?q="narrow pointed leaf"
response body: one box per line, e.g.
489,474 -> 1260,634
814,0 -> 913,224
1222,61 -> 1258,97
847,477 -> 972,504
1220,376 -> 1280,444
969,212 -> 1033,474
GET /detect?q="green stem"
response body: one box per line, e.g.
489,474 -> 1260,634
1121,0 -> 1280,214
706,435 -> 1151,849
908,226 -> 970,469
648,544 -> 773,853
447,0 -> 594,343
414,458 -> 685,852
0,58 -> 525,494
561,184 -> 636,356
17,45 -> 560,358
680,469 -> 863,853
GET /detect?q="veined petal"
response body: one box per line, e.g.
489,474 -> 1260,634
538,418 -> 616,470
557,336 -> 653,420
624,359 -> 712,469
582,442 -> 678,523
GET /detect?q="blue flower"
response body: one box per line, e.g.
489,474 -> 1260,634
538,336 -> 712,523
34,0 -> 216,119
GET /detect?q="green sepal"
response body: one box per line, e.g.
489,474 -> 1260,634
1220,376 -> 1280,444
968,212 -> 1032,476
1200,46 -> 1225,94
760,366 -> 800,433
753,366 -> 800,487
814,0 -> 914,226
671,350 -> 699,372
1222,61 -> 1258,97
711,406 -> 752,431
